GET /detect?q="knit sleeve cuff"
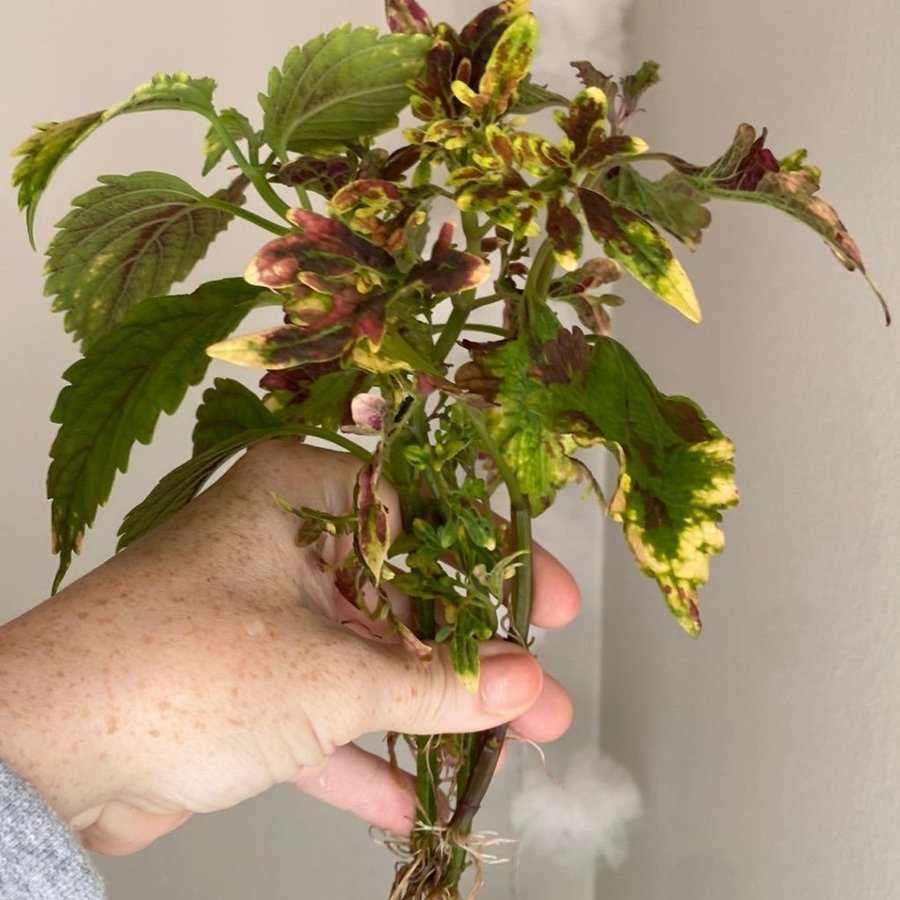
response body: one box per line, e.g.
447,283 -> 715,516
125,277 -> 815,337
0,757 -> 105,899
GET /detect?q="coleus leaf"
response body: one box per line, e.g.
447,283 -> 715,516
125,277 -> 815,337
664,125 -> 890,322
12,73 -> 217,243
569,334 -> 737,636
511,76 -> 570,114
460,322 -> 737,635
202,107 -> 257,176
48,278 -> 261,589
548,256 -> 623,333
117,427 -> 289,551
406,221 -> 491,295
577,186 -> 702,322
260,25 -> 429,156
192,377 -> 280,455
459,0 -> 531,85
457,315 -> 600,516
546,195 -> 583,271
385,0 -> 433,34
261,361 -> 367,431
45,171 -> 240,348
245,207 -> 394,299
354,450 -> 392,583
452,12 -> 538,119
603,165 -> 712,250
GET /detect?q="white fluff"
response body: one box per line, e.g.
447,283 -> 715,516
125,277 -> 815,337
509,748 -> 642,868
530,0 -> 633,87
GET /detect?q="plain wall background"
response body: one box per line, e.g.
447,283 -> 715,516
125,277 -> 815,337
0,1 -> 610,898
601,0 -> 900,898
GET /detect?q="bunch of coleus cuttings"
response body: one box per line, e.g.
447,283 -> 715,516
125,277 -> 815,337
11,0 -> 887,896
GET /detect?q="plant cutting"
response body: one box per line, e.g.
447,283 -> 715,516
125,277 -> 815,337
11,0 -> 888,896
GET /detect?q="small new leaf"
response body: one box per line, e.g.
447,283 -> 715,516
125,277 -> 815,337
45,172 -> 238,348
48,279 -> 260,588
261,26 -> 429,156
202,107 -> 257,176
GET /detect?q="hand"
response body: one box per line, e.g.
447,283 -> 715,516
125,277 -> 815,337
0,440 -> 580,855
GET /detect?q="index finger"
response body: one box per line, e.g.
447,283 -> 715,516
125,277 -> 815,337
529,541 -> 581,629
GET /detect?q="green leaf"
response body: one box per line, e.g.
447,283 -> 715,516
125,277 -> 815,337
578,186 -> 702,322
260,26 -> 429,156
12,73 -> 217,241
202,107 -> 257,176
192,377 -> 280,455
45,171 -> 237,348
118,422 -> 370,551
510,76 -> 570,114
604,165 -> 712,250
47,278 -> 260,589
116,430 -> 276,551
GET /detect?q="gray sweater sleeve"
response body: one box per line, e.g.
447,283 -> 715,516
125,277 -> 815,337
0,758 -> 105,899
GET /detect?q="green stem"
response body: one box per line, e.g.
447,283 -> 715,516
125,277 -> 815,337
432,302 -> 470,364
523,238 -> 557,325
447,408 -> 533,841
201,196 -> 288,235
203,112 -> 291,219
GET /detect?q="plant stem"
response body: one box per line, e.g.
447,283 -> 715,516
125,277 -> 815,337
201,196 -> 289,235
202,112 -> 291,219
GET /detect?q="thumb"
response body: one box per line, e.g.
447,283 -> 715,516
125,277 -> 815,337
370,640 -> 544,737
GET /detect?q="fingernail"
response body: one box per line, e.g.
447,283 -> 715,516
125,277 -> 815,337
479,651 -> 542,715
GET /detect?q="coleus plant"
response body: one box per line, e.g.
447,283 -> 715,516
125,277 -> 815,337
11,0 -> 888,896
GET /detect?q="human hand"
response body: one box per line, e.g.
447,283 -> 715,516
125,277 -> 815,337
0,440 -> 580,855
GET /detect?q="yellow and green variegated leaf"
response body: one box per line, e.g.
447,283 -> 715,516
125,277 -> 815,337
45,171 -> 238,348
578,186 -> 701,322
12,112 -> 103,245
13,73 -> 217,242
48,279 -> 260,590
582,337 -> 737,635
555,87 -> 608,162
556,332 -> 736,634
461,322 -> 737,635
546,196 -> 583,271
261,26 -> 429,156
476,13 -> 538,119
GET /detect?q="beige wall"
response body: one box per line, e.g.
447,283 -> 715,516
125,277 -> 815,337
600,0 -> 900,898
